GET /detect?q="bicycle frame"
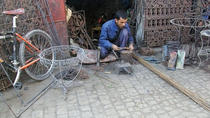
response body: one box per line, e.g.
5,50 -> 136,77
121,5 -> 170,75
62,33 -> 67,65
0,15 -> 41,86
0,8 -> 54,89
13,33 -> 41,86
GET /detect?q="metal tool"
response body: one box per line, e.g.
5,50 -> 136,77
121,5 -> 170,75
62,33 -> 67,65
112,50 -> 119,59
97,46 -> 101,66
118,47 -> 129,51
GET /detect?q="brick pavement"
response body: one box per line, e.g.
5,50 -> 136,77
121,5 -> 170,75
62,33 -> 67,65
0,63 -> 210,118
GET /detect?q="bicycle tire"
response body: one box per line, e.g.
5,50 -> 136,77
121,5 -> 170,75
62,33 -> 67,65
19,29 -> 54,80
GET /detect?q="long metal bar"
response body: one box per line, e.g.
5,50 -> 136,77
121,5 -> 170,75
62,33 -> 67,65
18,80 -> 55,117
132,53 -> 210,112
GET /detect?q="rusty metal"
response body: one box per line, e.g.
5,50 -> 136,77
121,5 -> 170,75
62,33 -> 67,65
139,47 -> 155,56
136,0 -> 194,47
67,10 -> 95,49
44,0 -> 68,45
145,0 -> 192,8
0,0 -> 62,89
36,0 -> 61,45
0,0 -> 47,34
0,0 -> 65,45
170,18 -> 210,44
47,0 -> 66,22
170,18 -> 210,63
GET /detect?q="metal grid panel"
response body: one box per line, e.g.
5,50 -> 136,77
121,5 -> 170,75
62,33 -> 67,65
0,0 -> 49,34
143,0 -> 193,47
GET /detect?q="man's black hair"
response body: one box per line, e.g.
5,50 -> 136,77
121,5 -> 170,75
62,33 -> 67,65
115,10 -> 128,20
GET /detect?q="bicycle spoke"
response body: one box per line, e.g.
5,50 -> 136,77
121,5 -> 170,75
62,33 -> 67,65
35,62 -> 47,75
24,52 -> 34,60
27,54 -> 47,75
36,34 -> 41,48
29,63 -> 39,74
38,35 -> 44,50
40,36 -> 47,50
20,30 -> 53,80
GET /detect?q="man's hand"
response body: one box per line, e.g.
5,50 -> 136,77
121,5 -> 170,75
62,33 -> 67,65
112,44 -> 120,51
129,44 -> 134,51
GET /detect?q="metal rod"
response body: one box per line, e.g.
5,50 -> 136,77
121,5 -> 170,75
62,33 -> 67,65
132,53 -> 210,112
21,79 -> 55,109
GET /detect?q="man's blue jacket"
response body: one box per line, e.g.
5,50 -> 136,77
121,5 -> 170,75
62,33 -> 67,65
99,19 -> 134,49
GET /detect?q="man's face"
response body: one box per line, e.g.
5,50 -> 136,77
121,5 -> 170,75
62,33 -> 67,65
115,17 -> 127,29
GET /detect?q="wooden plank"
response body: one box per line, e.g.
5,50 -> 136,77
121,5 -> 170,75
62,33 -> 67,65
132,53 -> 210,111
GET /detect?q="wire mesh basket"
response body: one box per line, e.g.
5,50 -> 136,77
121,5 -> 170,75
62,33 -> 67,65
39,45 -> 85,92
170,18 -> 210,28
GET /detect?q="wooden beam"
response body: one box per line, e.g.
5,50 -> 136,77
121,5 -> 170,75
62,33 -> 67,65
132,53 -> 210,111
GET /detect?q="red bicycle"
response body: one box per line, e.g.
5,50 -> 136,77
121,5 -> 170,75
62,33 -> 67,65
0,8 -> 54,89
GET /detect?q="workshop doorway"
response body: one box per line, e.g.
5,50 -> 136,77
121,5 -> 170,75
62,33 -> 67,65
66,0 -> 133,40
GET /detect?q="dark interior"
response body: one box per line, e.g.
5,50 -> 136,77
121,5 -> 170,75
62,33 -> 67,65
66,0 -> 133,38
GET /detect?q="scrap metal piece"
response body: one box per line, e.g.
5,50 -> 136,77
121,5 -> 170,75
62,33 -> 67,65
67,10 -> 95,49
117,62 -> 133,75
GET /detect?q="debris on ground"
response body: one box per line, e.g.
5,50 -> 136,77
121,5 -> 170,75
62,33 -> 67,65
78,69 -> 89,79
139,47 -> 155,56
143,56 -> 161,64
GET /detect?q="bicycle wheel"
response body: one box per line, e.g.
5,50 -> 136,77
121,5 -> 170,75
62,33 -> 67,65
19,29 -> 54,80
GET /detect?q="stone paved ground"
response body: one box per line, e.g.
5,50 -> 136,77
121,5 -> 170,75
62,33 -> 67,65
0,62 -> 210,118
151,63 -> 210,104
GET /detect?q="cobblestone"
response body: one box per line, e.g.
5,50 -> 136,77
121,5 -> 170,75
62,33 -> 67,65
32,110 -> 43,118
105,108 -> 118,116
56,106 -> 68,115
81,111 -> 93,118
118,110 -> 130,117
1,64 -> 210,118
56,114 -> 68,118
68,110 -> 80,117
